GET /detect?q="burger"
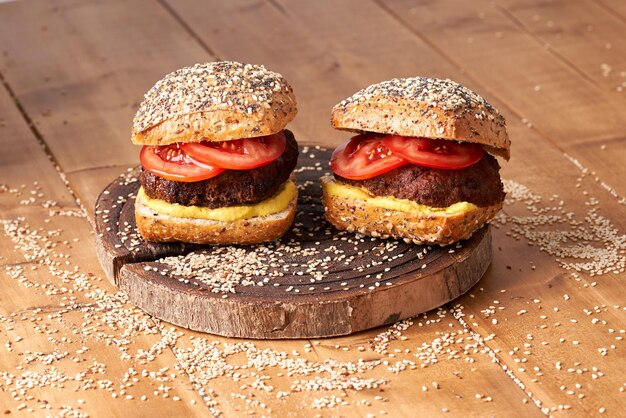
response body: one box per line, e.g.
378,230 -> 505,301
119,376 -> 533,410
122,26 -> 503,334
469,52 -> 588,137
321,77 -> 510,245
131,62 -> 299,245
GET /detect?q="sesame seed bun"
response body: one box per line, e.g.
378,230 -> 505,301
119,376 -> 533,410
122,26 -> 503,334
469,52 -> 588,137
321,177 -> 501,246
135,189 -> 297,245
331,77 -> 510,160
132,62 -> 297,146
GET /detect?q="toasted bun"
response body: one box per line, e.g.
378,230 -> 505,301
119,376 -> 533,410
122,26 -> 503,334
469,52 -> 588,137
135,191 -> 297,245
132,62 -> 297,146
321,184 -> 502,246
331,77 -> 510,160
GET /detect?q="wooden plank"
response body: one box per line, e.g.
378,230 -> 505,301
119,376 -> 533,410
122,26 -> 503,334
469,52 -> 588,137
595,0 -> 626,20
0,0 -> 211,185
0,80 -> 209,415
0,81 -> 76,210
564,136 -> 626,204
165,316 -> 543,417
188,0 -> 626,415
310,315 -> 544,417
0,228 -> 209,417
156,330 -> 326,417
67,164 -> 135,217
378,0 -> 626,141
494,0 -> 626,95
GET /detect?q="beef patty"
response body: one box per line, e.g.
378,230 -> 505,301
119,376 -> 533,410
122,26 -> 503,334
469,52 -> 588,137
334,153 -> 505,208
140,130 -> 298,208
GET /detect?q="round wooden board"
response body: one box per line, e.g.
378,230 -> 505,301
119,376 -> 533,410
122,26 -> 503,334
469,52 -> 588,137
94,146 -> 492,339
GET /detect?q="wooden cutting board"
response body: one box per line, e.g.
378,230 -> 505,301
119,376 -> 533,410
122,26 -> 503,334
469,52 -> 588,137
94,146 -> 492,339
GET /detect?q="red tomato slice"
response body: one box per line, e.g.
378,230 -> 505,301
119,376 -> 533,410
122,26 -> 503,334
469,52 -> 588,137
139,145 -> 225,182
384,135 -> 484,170
180,132 -> 286,170
330,134 -> 408,180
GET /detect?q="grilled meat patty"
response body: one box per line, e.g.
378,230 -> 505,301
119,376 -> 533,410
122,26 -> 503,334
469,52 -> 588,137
140,130 -> 298,208
334,153 -> 505,208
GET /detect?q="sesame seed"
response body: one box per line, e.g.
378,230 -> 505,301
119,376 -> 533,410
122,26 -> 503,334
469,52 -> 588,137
133,62 -> 295,136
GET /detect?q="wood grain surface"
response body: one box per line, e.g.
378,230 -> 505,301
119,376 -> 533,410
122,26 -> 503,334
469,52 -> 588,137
0,0 -> 624,416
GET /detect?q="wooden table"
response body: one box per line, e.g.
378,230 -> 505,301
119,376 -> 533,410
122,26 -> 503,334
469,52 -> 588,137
0,0 -> 624,416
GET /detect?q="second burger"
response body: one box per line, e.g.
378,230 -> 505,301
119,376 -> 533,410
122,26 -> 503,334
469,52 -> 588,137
132,61 -> 299,245
322,77 -> 510,246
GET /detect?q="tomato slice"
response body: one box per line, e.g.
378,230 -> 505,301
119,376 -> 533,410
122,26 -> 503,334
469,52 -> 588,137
139,144 -> 225,182
180,132 -> 286,170
384,135 -> 484,170
330,134 -> 408,180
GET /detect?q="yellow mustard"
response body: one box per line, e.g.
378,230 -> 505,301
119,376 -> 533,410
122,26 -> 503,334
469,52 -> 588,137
138,180 -> 296,222
322,179 -> 477,215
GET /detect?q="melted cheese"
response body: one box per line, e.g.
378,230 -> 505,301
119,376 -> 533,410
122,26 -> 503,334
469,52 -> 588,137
138,180 -> 296,222
322,178 -> 477,215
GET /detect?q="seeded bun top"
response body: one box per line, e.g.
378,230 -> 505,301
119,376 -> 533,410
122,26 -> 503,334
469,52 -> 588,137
132,61 -> 297,145
331,77 -> 510,160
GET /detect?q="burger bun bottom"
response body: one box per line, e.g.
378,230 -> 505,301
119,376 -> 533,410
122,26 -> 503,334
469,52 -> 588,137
322,190 -> 501,246
135,191 -> 297,245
